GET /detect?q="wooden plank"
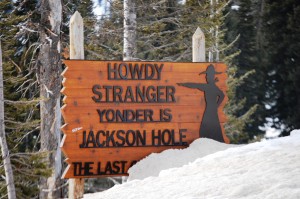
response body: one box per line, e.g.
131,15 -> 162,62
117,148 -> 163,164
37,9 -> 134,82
62,75 -> 227,89
61,122 -> 201,134
63,60 -> 227,72
63,95 -> 206,106
62,70 -> 227,81
62,144 -> 186,178
61,86 -> 228,98
61,105 -> 228,124
61,122 -> 227,158
61,128 -> 200,152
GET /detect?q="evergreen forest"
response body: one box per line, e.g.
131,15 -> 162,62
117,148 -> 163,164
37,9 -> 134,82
0,0 -> 299,198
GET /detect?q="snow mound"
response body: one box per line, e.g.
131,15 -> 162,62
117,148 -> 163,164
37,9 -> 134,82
128,138 -> 234,181
84,130 -> 300,199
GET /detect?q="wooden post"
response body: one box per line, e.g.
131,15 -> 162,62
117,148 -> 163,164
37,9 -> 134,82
193,27 -> 206,62
68,11 -> 85,199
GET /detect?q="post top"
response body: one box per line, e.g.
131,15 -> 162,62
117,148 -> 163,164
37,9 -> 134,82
70,11 -> 83,23
193,27 -> 205,38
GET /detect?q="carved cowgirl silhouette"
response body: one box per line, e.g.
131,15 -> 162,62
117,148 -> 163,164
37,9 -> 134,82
178,64 -> 225,142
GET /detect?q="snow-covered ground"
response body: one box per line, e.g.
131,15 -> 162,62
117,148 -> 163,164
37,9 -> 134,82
84,130 -> 300,199
128,138 -> 235,181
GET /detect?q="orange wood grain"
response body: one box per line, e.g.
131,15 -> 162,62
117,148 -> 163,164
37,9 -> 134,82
63,61 -> 227,73
62,77 -> 227,89
61,86 -> 228,98
61,61 -> 230,178
62,145 -> 186,178
61,105 -> 228,124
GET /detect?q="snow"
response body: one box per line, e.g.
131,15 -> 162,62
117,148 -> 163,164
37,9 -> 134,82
259,117 -> 285,138
84,130 -> 300,199
128,138 -> 234,181
231,5 -> 240,10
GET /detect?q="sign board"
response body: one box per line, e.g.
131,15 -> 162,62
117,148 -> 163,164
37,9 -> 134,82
61,61 -> 229,178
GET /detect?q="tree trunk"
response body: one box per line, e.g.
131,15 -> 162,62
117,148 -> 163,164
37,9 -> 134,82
122,0 -> 137,183
123,0 -> 137,60
37,0 -> 63,198
0,41 -> 16,199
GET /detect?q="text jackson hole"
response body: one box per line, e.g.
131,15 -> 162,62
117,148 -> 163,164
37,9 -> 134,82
80,62 -> 189,148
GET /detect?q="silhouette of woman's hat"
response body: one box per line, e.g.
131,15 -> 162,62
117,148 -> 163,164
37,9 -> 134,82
199,64 -> 222,75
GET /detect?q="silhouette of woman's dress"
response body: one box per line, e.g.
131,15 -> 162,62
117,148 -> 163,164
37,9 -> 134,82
178,65 -> 225,143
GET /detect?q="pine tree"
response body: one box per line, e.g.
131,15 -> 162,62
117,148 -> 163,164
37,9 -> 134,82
0,40 -> 16,199
224,0 -> 268,142
0,0 -> 51,198
264,0 -> 300,136
87,0 -> 124,60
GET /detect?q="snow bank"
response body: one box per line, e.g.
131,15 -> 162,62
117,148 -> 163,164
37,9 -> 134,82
84,130 -> 300,199
128,138 -> 234,181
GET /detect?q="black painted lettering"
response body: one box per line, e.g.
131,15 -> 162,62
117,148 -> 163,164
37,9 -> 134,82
73,162 -> 83,176
97,109 -> 106,122
96,130 -> 105,147
116,109 -> 126,122
73,162 -> 94,176
92,84 -> 102,103
145,64 -> 155,79
108,63 -> 118,79
144,109 -> 154,122
126,109 -> 135,122
162,109 -> 172,122
103,86 -> 112,102
126,130 -> 136,146
155,64 -> 164,80
116,130 -> 126,146
130,63 -> 144,79
152,129 -> 161,146
120,161 -> 127,173
119,63 -> 129,79
179,129 -> 188,146
166,86 -> 176,102
136,86 -> 146,102
162,129 -> 172,145
160,109 -> 163,121
86,131 -> 96,147
157,86 -> 166,102
106,130 -> 116,146
112,161 -> 121,174
171,129 -> 176,144
146,86 -> 156,102
136,130 -> 146,146
135,109 -> 144,122
124,86 -> 134,102
113,86 -> 123,102
105,161 -> 113,174
84,162 -> 94,175
105,109 -> 115,122
79,131 -> 87,148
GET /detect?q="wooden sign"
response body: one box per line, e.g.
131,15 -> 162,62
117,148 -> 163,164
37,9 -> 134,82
61,60 -> 229,178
